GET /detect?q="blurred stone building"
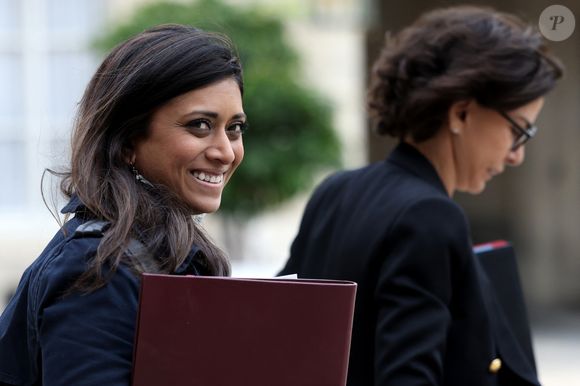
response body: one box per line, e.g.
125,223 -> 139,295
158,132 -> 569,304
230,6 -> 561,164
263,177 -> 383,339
0,0 -> 106,305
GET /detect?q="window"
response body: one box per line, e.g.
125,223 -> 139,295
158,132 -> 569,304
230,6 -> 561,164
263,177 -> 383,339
0,0 -> 103,212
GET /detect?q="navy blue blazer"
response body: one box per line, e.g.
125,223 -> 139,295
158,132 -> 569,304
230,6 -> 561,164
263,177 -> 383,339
0,197 -> 204,386
280,143 -> 539,386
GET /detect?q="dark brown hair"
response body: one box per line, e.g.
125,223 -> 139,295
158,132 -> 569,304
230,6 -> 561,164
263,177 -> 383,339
368,5 -> 563,142
50,24 -> 243,291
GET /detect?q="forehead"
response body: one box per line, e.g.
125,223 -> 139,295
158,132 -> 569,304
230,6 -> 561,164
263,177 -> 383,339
507,97 -> 545,120
162,78 -> 243,112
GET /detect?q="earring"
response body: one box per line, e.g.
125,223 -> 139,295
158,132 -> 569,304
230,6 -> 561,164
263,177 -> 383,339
450,127 -> 460,135
130,162 -> 154,187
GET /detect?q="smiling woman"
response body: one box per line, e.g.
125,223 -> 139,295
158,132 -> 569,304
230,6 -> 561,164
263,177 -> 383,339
132,78 -> 246,214
0,24 -> 244,385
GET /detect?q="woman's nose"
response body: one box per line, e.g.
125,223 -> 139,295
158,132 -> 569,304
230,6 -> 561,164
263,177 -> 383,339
506,145 -> 525,167
206,131 -> 236,164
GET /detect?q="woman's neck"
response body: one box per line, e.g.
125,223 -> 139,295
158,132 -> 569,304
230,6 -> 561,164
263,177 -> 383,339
404,132 -> 456,197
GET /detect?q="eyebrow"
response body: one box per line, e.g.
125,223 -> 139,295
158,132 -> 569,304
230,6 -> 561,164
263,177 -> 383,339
514,115 -> 533,128
185,110 -> 247,120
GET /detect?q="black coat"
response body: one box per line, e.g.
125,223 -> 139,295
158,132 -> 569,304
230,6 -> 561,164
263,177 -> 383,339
280,143 -> 539,386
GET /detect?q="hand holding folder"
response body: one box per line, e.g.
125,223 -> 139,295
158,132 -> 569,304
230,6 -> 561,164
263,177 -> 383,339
132,274 -> 357,386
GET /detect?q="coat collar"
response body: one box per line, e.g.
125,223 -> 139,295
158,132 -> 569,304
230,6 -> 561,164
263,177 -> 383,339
387,142 -> 448,196
61,194 -> 87,214
173,247 -> 205,276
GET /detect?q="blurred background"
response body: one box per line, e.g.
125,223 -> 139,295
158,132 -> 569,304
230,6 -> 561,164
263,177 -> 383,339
0,0 -> 578,384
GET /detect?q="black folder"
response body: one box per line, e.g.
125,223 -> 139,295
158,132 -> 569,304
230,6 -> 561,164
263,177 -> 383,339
474,240 -> 536,367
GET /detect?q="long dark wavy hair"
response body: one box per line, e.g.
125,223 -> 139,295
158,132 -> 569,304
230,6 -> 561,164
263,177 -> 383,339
368,5 -> 563,142
49,24 -> 243,291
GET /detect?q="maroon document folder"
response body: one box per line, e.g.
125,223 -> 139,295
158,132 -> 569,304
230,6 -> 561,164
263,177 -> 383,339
132,274 -> 357,386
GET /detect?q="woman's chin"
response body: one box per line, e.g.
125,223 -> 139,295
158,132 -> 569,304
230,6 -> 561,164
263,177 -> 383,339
185,198 -> 222,215
457,180 -> 487,195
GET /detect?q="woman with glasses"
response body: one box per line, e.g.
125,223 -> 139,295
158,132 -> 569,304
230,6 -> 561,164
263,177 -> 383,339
280,6 -> 562,386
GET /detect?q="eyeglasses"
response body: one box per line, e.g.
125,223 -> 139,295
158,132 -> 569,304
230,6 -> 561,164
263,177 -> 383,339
499,111 -> 538,151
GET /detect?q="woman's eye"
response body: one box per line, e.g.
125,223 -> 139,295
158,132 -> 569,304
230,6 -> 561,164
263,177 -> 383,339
226,122 -> 248,139
186,119 -> 212,135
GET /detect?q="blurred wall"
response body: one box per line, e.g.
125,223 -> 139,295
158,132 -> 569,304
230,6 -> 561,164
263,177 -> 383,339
0,0 -> 106,309
366,0 -> 580,310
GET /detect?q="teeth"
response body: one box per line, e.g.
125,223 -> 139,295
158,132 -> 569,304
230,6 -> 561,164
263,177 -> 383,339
192,171 -> 223,184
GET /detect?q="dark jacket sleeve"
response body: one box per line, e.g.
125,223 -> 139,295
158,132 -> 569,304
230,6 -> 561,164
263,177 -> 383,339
0,268 -> 37,385
373,196 -> 471,385
32,239 -> 140,386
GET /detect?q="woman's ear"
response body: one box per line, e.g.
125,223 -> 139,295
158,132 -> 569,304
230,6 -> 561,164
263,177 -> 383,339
122,144 -> 136,165
446,99 -> 472,135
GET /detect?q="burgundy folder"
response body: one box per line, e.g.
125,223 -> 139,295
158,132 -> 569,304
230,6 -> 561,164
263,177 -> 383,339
132,274 -> 357,386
